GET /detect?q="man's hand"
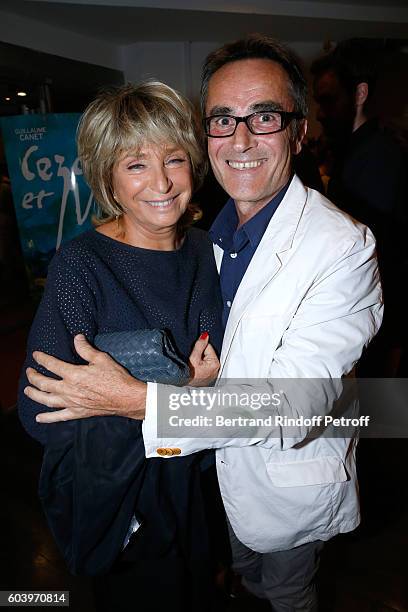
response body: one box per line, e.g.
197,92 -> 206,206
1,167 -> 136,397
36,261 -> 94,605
188,332 -> 220,386
24,334 -> 147,423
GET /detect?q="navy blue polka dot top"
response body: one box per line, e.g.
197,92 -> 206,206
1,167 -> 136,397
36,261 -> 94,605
18,227 -> 223,444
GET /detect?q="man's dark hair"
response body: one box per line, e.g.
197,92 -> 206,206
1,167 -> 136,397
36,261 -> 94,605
311,38 -> 385,111
200,34 -> 308,139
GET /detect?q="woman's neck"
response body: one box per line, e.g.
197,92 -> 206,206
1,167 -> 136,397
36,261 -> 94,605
96,216 -> 180,251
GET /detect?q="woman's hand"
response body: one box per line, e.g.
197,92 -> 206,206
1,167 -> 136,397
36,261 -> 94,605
188,332 -> 220,386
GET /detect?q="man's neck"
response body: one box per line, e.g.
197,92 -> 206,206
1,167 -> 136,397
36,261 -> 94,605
235,181 -> 290,227
235,200 -> 272,227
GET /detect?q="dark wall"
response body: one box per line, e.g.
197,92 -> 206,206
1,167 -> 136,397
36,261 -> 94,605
0,41 -> 124,116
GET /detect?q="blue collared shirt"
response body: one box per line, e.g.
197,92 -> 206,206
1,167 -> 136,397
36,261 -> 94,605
209,182 -> 290,328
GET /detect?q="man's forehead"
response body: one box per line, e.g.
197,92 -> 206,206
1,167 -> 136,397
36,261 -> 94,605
205,58 -> 292,113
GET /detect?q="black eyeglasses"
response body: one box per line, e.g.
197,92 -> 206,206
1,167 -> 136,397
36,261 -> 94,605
204,110 -> 304,138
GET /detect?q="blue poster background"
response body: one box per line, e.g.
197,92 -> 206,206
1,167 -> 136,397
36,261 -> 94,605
0,113 -> 94,279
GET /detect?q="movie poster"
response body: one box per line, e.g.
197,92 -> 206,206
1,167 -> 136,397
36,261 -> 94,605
0,113 -> 94,280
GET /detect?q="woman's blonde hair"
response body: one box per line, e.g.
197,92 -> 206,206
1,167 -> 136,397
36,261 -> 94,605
77,81 -> 206,227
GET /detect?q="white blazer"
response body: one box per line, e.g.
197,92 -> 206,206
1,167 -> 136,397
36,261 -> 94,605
143,175 -> 383,552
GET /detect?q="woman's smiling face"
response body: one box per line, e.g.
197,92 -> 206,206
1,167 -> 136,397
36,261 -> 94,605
112,143 -> 193,236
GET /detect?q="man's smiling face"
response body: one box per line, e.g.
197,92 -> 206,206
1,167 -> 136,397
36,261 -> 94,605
206,58 -> 305,220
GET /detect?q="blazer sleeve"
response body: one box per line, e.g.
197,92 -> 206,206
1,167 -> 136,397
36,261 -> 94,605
142,225 -> 383,457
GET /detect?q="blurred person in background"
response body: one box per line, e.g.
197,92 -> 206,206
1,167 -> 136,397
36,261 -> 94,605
312,38 -> 408,376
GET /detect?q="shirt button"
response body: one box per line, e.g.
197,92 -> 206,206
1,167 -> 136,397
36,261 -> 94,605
230,252 -> 237,258
226,301 -> 232,308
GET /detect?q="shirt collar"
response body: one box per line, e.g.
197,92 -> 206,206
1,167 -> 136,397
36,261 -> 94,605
209,179 -> 291,252
209,197 -> 238,252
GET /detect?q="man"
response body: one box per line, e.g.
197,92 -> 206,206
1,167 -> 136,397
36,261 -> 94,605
25,36 -> 382,610
311,39 -> 407,375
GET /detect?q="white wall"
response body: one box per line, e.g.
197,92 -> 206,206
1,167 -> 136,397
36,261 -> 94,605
0,8 -> 122,70
121,39 -> 324,136
189,41 -> 220,104
0,6 -> 327,103
122,40 -> 324,92
0,9 -> 325,136
121,41 -> 223,104
121,42 -> 188,94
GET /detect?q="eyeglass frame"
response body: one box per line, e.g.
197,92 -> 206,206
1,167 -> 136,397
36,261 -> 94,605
204,110 -> 305,138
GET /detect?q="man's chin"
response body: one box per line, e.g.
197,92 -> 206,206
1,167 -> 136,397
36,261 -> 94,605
223,181 -> 267,203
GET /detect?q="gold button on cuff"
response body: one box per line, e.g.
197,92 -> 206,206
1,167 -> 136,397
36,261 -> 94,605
156,447 -> 182,457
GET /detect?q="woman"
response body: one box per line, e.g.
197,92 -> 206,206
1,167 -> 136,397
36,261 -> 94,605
18,82 -> 226,611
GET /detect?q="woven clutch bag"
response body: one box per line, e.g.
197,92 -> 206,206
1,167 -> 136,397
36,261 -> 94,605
94,329 -> 190,386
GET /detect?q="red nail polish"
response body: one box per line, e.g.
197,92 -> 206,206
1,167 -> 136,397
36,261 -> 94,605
200,332 -> 209,340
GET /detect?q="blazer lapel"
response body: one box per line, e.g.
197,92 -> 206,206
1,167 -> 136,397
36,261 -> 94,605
218,175 -> 308,372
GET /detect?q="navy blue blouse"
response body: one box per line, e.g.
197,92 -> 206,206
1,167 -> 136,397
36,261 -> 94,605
17,226 -> 225,585
18,227 -> 223,445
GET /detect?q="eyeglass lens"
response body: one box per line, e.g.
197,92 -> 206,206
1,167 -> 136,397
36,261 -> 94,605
207,112 -> 283,136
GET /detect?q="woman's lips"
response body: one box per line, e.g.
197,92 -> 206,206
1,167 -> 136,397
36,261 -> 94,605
144,197 -> 175,208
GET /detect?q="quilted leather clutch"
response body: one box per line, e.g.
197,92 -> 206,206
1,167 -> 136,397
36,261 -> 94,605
94,329 -> 190,385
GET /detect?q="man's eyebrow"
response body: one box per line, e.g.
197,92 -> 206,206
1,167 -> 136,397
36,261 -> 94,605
207,101 -> 286,116
207,105 -> 233,116
250,101 -> 285,112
